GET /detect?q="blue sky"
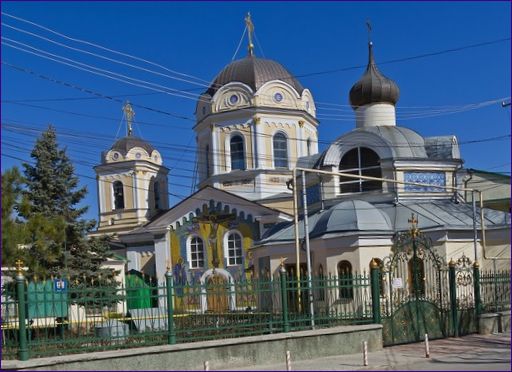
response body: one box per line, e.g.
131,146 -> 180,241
1,1 -> 510,223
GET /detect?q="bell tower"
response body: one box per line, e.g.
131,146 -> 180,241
93,103 -> 169,235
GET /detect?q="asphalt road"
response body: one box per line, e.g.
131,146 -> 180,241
220,332 -> 511,371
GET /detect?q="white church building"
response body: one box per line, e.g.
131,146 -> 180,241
92,18 -> 510,285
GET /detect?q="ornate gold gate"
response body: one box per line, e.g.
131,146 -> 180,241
381,215 -> 450,345
206,273 -> 229,313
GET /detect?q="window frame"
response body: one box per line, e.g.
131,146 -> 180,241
339,147 -> 382,194
113,181 -> 125,210
273,131 -> 289,169
230,134 -> 246,171
337,260 -> 354,300
224,231 -> 243,266
187,235 -> 205,269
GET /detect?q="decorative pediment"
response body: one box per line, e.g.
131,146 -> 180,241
130,186 -> 292,234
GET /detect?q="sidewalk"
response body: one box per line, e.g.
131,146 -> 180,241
219,333 -> 511,371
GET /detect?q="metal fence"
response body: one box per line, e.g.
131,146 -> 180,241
2,267 -> 509,361
1,270 -> 371,360
479,270 -> 511,313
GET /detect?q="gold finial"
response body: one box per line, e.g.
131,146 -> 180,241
245,12 -> 255,56
449,258 -> 456,267
473,261 -> 480,268
279,257 -> 288,268
15,259 -> 24,275
123,101 -> 135,136
370,258 -> 379,269
408,213 -> 419,238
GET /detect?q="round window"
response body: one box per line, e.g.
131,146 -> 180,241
112,153 -> 119,160
136,152 -> 142,159
229,95 -> 239,104
274,92 -> 283,102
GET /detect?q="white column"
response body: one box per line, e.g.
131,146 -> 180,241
132,171 -> 138,214
126,249 -> 140,272
252,119 -> 259,169
154,230 -> 171,282
98,177 -> 106,213
297,121 -> 304,160
256,120 -> 266,169
211,125 -> 219,175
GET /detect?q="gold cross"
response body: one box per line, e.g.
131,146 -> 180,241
245,12 -> 255,56
123,101 -> 135,136
408,213 -> 419,237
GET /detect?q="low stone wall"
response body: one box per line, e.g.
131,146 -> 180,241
499,310 -> 510,333
479,313 -> 501,334
479,311 -> 511,335
2,324 -> 382,371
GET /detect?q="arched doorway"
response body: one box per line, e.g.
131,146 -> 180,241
199,269 -> 236,313
206,272 -> 229,313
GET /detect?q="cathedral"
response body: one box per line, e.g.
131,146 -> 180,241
92,16 -> 510,291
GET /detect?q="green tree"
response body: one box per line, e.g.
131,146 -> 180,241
1,167 -> 65,277
1,167 -> 27,266
66,236 -> 121,307
20,125 -> 115,284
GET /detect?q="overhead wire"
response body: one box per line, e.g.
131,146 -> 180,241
2,15 -> 510,113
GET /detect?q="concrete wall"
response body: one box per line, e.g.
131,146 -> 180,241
4,324 -> 382,371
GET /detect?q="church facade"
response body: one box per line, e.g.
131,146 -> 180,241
92,18 -> 510,290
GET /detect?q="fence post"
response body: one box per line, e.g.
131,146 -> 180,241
370,259 -> 381,324
280,264 -> 290,333
473,262 -> 481,318
165,268 -> 176,345
15,260 -> 29,361
448,259 -> 458,337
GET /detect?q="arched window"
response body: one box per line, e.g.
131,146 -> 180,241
188,236 -> 205,269
113,181 -> 125,210
307,138 -> 312,156
205,145 -> 211,177
154,180 -> 161,209
225,232 -> 243,266
337,260 -> 353,299
230,135 -> 245,170
273,132 -> 288,168
408,256 -> 425,296
339,147 -> 382,194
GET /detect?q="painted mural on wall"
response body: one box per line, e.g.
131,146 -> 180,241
169,200 -> 259,285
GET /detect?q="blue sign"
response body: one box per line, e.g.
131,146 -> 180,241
53,278 -> 68,292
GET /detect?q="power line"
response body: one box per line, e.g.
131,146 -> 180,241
2,15 -> 510,110
1,61 -> 195,121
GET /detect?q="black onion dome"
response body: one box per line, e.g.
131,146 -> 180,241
111,136 -> 154,156
349,42 -> 400,109
205,56 -> 304,96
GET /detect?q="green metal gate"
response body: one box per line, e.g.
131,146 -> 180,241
379,216 -> 479,346
381,217 -> 450,346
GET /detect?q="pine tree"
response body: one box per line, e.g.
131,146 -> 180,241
22,125 -> 88,221
20,125 -> 116,285
1,167 -> 27,267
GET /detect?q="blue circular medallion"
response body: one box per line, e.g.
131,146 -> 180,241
274,92 -> 283,102
229,95 -> 239,104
